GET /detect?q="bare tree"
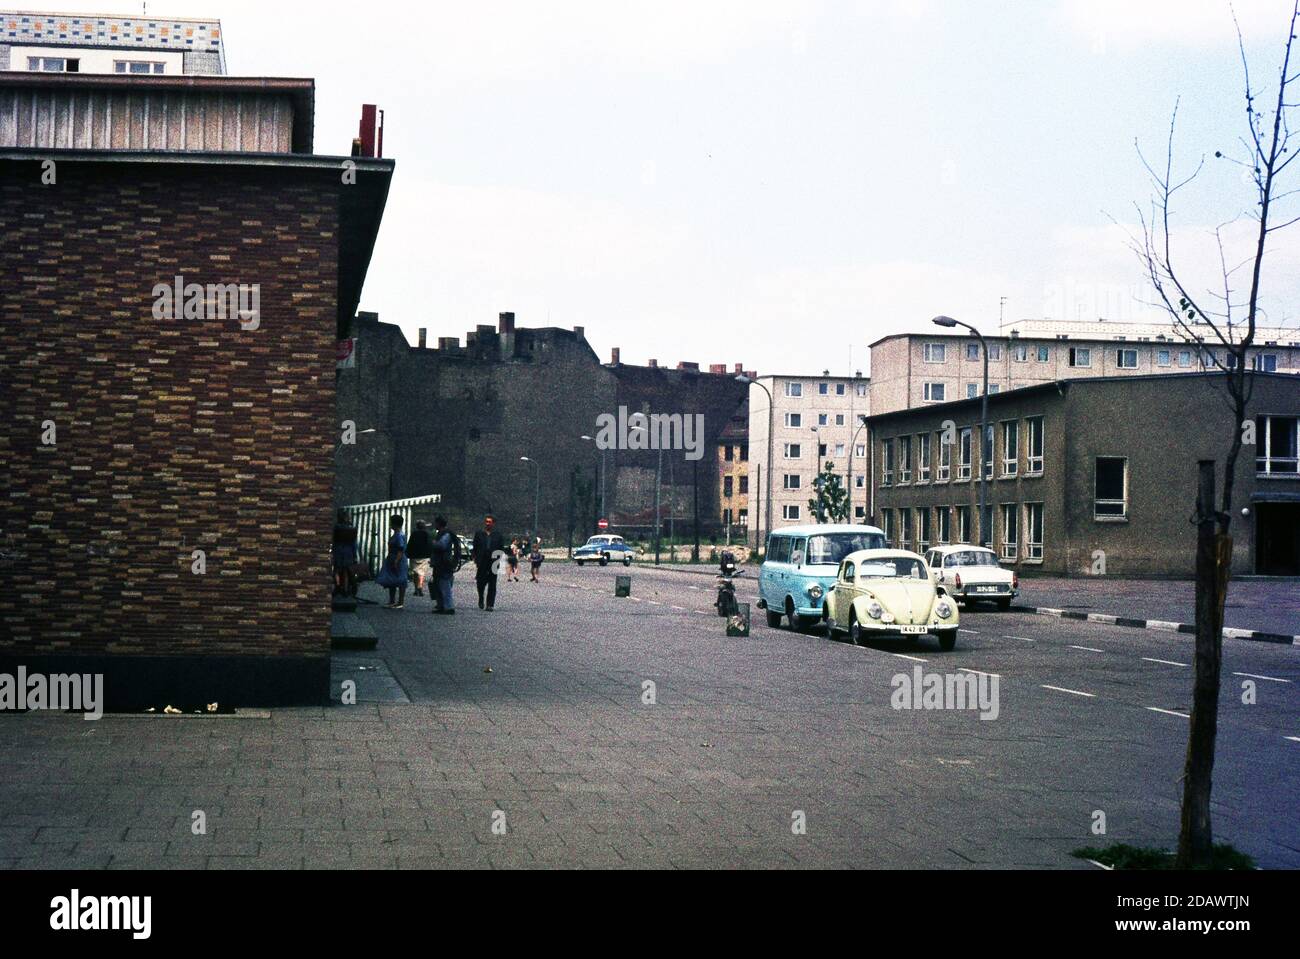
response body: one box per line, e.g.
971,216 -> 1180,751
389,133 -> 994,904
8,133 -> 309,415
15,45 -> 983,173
1131,2 -> 1299,867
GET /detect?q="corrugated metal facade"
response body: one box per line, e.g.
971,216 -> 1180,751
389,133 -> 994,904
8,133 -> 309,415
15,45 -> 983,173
0,86 -> 294,152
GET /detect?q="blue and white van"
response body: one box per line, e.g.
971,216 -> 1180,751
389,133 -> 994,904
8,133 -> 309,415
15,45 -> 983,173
758,524 -> 886,629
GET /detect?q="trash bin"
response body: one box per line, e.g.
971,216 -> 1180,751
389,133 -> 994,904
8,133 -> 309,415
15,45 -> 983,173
614,574 -> 631,597
726,602 -> 750,637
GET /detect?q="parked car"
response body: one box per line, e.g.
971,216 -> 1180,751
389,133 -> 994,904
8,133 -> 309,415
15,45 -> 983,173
574,534 -> 636,566
758,524 -> 886,629
923,545 -> 1018,610
823,548 -> 960,650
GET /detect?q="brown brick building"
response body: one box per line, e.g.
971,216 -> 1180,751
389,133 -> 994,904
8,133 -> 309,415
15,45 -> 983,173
0,72 -> 393,707
869,373 -> 1300,578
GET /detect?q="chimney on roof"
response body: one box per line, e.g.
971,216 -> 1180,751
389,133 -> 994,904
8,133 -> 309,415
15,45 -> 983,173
648,359 -> 658,368
499,312 -> 515,333
611,347 -> 621,365
418,328 -> 427,349
734,363 -> 743,374
677,361 -> 699,372
709,364 -> 726,374
574,326 -> 585,339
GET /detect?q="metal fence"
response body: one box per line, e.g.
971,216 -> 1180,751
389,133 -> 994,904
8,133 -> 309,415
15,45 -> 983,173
341,494 -> 442,576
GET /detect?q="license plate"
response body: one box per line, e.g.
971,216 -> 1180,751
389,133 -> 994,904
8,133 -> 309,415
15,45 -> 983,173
899,625 -> 927,634
975,586 -> 1001,593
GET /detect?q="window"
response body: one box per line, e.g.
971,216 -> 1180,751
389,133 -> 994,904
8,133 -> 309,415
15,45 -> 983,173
882,439 -> 895,486
882,509 -> 895,546
855,444 -> 866,458
767,535 -> 791,562
785,412 -> 802,428
958,427 -> 972,481
1157,349 -> 1171,367
1068,347 -> 1091,368
1012,344 -> 1028,362
739,509 -> 748,525
1024,503 -> 1044,560
784,443 -> 801,459
924,382 -> 946,402
956,505 -> 971,544
917,433 -> 931,482
855,382 -> 868,397
900,508 -> 913,549
114,59 -> 162,74
854,475 -> 865,489
818,413 -> 829,426
898,436 -> 912,484
1254,354 -> 1278,372
31,56 -> 80,72
937,433 -> 952,482
724,445 -> 734,462
836,383 -> 846,396
1094,457 -> 1127,518
739,476 -> 749,494
834,443 -> 845,457
1037,345 -> 1050,362
985,344 -> 1001,361
1116,348 -> 1139,369
785,382 -> 802,397
1000,504 -> 1018,560
980,504 -> 993,548
936,506 -> 951,544
818,443 -> 827,457
723,476 -> 734,497
988,384 -> 1001,394
782,504 -> 801,521
1257,416 -> 1299,474
982,424 -> 994,480
783,474 -> 802,490
1001,421 -> 1018,476
924,343 -> 947,363
1177,350 -> 1192,368
967,383 -> 978,399
966,343 -> 981,361
818,382 -> 829,395
835,413 -> 845,426
1026,417 -> 1044,474
740,444 -> 749,462
854,505 -> 866,518
917,508 -> 931,551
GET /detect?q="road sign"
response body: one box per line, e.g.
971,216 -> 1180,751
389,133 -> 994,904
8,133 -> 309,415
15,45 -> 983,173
598,518 -> 609,530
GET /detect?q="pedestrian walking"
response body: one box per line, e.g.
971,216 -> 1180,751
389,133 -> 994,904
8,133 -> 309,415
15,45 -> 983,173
375,514 -> 408,609
429,515 -> 457,615
471,514 -> 507,610
506,538 -> 521,582
332,508 -> 359,596
408,520 -> 432,596
529,539 -> 544,583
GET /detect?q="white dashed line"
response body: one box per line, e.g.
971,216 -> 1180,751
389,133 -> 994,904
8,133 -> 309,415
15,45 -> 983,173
1041,685 -> 1095,698
1146,707 -> 1190,719
958,667 -> 1001,678
892,654 -> 928,663
1004,635 -> 1035,643
1143,657 -> 1189,667
962,628 -> 980,634
1233,672 -> 1292,684
670,606 -> 686,611
1069,645 -> 1104,653
1286,736 -> 1300,744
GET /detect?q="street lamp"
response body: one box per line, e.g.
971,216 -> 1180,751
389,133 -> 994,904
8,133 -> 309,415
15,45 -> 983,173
629,423 -> 662,564
736,374 -> 773,555
810,425 -> 824,522
580,434 -> 605,528
846,414 -> 869,522
933,315 -> 989,547
520,456 -> 540,542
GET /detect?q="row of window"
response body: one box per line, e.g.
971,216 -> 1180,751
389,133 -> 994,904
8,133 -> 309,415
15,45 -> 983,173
921,340 -> 1284,371
881,418 -> 1046,486
721,443 -> 749,462
722,475 -> 750,497
782,381 -> 869,398
782,442 -> 867,460
779,503 -> 869,521
783,412 -> 867,429
24,56 -> 166,73
880,503 -> 1046,562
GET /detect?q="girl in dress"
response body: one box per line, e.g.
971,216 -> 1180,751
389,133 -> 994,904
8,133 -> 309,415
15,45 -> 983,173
376,514 -> 409,608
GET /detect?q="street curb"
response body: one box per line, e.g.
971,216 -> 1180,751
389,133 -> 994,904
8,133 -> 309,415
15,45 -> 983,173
1016,605 -> 1300,646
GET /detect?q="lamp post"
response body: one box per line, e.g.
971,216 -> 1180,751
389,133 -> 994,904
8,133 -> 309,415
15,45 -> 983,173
520,456 -> 540,542
810,426 -> 824,523
736,375 -> 773,555
846,414 -> 868,522
580,434 -> 604,529
630,424 -> 662,564
933,315 -> 989,547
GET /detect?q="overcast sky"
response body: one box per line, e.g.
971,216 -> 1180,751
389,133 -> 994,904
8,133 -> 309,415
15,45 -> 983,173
28,0 -> 1300,375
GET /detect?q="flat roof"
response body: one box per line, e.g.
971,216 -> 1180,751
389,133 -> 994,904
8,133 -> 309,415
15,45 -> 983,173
868,329 -> 1300,349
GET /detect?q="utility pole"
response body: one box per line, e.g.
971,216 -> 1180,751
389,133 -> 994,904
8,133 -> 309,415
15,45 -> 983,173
692,457 -> 700,563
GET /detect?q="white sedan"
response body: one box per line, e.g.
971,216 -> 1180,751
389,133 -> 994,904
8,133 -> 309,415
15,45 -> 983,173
923,545 -> 1018,610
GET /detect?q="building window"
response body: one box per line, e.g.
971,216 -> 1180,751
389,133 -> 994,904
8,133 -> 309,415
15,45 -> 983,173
900,508 -> 913,549
982,424 -> 994,480
835,443 -> 845,457
966,343 -> 981,361
937,432 -> 952,482
835,413 -> 845,426
114,59 -> 163,74
836,383 -> 846,396
818,413 -> 829,426
1177,350 -> 1192,368
855,443 -> 866,458
924,382 -> 946,402
1026,417 -> 1044,474
967,383 -> 978,399
854,475 -> 865,489
818,382 -> 829,395
1116,348 -> 1139,369
785,412 -> 802,428
917,433 -> 931,482
1037,345 -> 1050,362
882,439 -> 895,486
936,506 -> 951,544
1257,416 -> 1299,474
1001,420 -> 1018,476
739,476 -> 749,494
1094,457 -> 1128,518
979,504 -> 993,548
785,382 -> 802,397
1253,353 -> 1278,372
956,505 -> 971,544
30,56 -> 80,72
1012,344 -> 1028,362
783,473 -> 802,490
738,509 -> 748,526
988,384 -> 1001,394
724,445 -> 734,462
783,504 -> 801,521
957,427 -> 972,481
1000,504 -> 1018,560
854,505 -> 866,518
740,444 -> 748,462
898,436 -> 912,484
784,443 -> 801,459
723,476 -> 734,498
1024,503 -> 1044,560
924,343 -> 947,363
989,344 -> 1003,360
855,382 -> 867,397
917,508 -> 931,551
1157,349 -> 1171,367
882,509 -> 895,546
1068,347 -> 1091,368
818,443 -> 827,457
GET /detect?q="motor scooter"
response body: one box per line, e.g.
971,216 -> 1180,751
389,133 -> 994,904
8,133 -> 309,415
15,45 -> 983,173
714,552 -> 743,617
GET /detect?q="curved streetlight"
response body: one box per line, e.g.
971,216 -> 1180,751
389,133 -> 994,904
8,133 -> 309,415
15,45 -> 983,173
846,413 -> 869,522
736,374 -> 773,554
629,423 -> 663,565
579,434 -> 605,525
933,315 -> 989,547
520,456 -> 540,542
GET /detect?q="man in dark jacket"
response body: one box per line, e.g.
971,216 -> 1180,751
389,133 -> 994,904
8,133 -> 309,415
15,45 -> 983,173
471,514 -> 507,611
429,515 -> 456,614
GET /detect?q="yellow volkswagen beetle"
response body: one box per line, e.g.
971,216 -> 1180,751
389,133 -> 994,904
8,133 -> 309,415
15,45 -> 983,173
822,549 -> 960,651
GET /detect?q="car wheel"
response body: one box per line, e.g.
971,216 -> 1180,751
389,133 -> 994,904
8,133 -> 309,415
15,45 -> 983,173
938,631 -> 957,652
622,556 -> 631,566
848,613 -> 863,647
765,609 -> 782,628
784,597 -> 797,630
599,555 -> 608,567
820,606 -> 834,639
576,560 -> 584,567
996,598 -> 1011,611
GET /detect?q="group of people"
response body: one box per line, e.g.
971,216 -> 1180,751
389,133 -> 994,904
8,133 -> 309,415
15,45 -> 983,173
332,510 -> 545,614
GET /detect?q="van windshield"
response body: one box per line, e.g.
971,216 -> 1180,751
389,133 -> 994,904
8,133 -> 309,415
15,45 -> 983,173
806,532 -> 886,566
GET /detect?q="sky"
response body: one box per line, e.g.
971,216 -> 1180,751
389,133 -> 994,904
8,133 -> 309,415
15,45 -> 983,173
23,0 -> 1300,375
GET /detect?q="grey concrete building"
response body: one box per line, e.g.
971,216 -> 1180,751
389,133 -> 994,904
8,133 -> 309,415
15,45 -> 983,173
868,372 -> 1300,578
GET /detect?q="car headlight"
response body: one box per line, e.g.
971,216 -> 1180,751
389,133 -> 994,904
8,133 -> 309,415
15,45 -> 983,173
807,583 -> 823,600
936,601 -> 953,619
866,601 -> 884,620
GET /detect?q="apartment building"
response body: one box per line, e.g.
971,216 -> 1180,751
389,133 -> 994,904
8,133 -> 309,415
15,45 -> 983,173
1,10 -> 225,75
869,318 -> 1300,415
746,373 -> 870,544
868,372 -> 1300,577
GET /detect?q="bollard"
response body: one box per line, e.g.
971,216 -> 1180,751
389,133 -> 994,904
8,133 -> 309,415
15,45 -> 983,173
614,575 -> 631,597
726,602 -> 750,637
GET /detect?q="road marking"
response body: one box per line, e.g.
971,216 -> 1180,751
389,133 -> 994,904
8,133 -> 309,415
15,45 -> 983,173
1146,706 -> 1190,719
1069,645 -> 1104,653
688,586 -> 701,591
1004,635 -> 1035,643
958,667 -> 1001,678
893,654 -> 928,663
629,597 -> 642,602
1085,859 -> 1114,871
1233,671 -> 1292,684
1041,685 -> 1094,698
962,628 -> 980,634
1286,736 -> 1300,743
647,601 -> 662,606
1143,657 -> 1189,667
670,606 -> 686,611
1146,620 -> 1182,632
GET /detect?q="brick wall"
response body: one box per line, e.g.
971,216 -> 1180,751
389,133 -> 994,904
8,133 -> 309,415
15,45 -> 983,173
0,158 -> 339,705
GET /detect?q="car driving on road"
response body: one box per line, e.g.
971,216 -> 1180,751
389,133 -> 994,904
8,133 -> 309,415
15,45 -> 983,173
574,534 -> 636,566
823,548 -> 960,650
